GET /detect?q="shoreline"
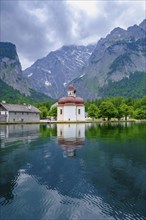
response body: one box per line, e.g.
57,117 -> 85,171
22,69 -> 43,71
0,119 -> 146,125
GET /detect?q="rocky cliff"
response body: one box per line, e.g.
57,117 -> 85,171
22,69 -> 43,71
0,42 -> 52,103
0,42 -> 30,95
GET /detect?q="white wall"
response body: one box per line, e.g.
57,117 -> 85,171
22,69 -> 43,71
76,106 -> 85,121
57,106 -> 64,121
57,104 -> 85,121
64,105 -> 76,121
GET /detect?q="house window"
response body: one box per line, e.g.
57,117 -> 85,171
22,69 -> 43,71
78,109 -> 81,114
60,109 -> 62,115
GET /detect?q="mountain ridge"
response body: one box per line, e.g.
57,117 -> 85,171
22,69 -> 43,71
71,19 -> 146,99
23,44 -> 95,99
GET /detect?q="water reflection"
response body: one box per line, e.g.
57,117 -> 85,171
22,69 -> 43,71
0,124 -> 40,148
0,123 -> 146,220
57,124 -> 85,157
0,124 -> 40,205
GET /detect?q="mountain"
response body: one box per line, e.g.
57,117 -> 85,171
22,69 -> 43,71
0,42 -> 53,103
0,79 -> 53,104
23,44 -> 95,99
0,42 -> 30,95
71,19 -> 146,99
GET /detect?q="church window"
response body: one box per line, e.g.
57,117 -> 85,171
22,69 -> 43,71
78,109 -> 81,114
60,109 -> 62,114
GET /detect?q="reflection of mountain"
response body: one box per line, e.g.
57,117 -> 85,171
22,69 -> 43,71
57,124 -> 85,157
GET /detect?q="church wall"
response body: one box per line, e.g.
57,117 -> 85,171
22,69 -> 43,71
64,105 -> 76,121
76,106 -> 85,121
57,106 -> 64,121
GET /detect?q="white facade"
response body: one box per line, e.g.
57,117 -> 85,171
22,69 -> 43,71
57,105 -> 85,121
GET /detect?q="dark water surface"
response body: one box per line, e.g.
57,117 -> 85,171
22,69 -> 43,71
0,123 -> 146,220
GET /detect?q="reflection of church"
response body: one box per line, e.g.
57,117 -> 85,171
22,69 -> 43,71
57,124 -> 85,157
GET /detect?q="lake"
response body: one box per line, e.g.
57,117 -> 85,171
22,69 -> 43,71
0,122 -> 146,220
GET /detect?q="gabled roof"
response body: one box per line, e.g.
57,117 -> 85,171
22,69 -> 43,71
0,103 -> 40,113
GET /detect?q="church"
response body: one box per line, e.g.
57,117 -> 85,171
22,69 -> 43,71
57,85 -> 85,121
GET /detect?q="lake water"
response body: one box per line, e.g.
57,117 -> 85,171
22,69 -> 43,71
0,122 -> 146,220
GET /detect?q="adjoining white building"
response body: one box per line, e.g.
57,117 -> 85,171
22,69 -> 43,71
57,85 -> 85,122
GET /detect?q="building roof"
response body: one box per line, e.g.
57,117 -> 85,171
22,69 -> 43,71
58,96 -> 84,105
0,103 -> 40,113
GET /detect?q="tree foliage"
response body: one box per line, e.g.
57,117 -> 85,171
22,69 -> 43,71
99,101 -> 117,120
48,106 -> 57,117
88,104 -> 99,119
85,96 -> 146,120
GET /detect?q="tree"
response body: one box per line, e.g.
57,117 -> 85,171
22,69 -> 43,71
99,101 -> 117,121
48,106 -> 57,117
39,106 -> 48,119
120,104 -> 133,120
87,104 -> 99,119
116,106 -> 124,121
134,107 -> 146,119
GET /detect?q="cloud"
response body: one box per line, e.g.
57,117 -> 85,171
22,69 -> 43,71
1,0 -> 145,69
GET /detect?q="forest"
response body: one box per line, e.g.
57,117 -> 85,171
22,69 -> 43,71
36,96 -> 146,120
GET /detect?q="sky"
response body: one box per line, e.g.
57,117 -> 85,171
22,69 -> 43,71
1,0 -> 146,70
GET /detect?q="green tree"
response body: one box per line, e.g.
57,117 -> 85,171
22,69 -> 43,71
39,106 -> 48,119
87,104 -> 99,119
48,106 -> 57,117
134,108 -> 146,119
120,104 -> 133,120
99,101 -> 117,121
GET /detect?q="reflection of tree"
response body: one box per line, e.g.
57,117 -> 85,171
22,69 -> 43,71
40,124 -> 57,138
85,123 -> 146,162
86,122 -> 146,142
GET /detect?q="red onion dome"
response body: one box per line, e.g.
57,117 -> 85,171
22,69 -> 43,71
58,97 -> 67,104
58,96 -> 84,105
75,97 -> 84,104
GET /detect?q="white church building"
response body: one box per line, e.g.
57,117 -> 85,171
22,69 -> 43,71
57,85 -> 85,122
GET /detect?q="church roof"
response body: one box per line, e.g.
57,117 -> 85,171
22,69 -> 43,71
58,96 -> 84,105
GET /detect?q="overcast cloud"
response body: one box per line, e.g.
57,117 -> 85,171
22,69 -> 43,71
1,0 -> 145,69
